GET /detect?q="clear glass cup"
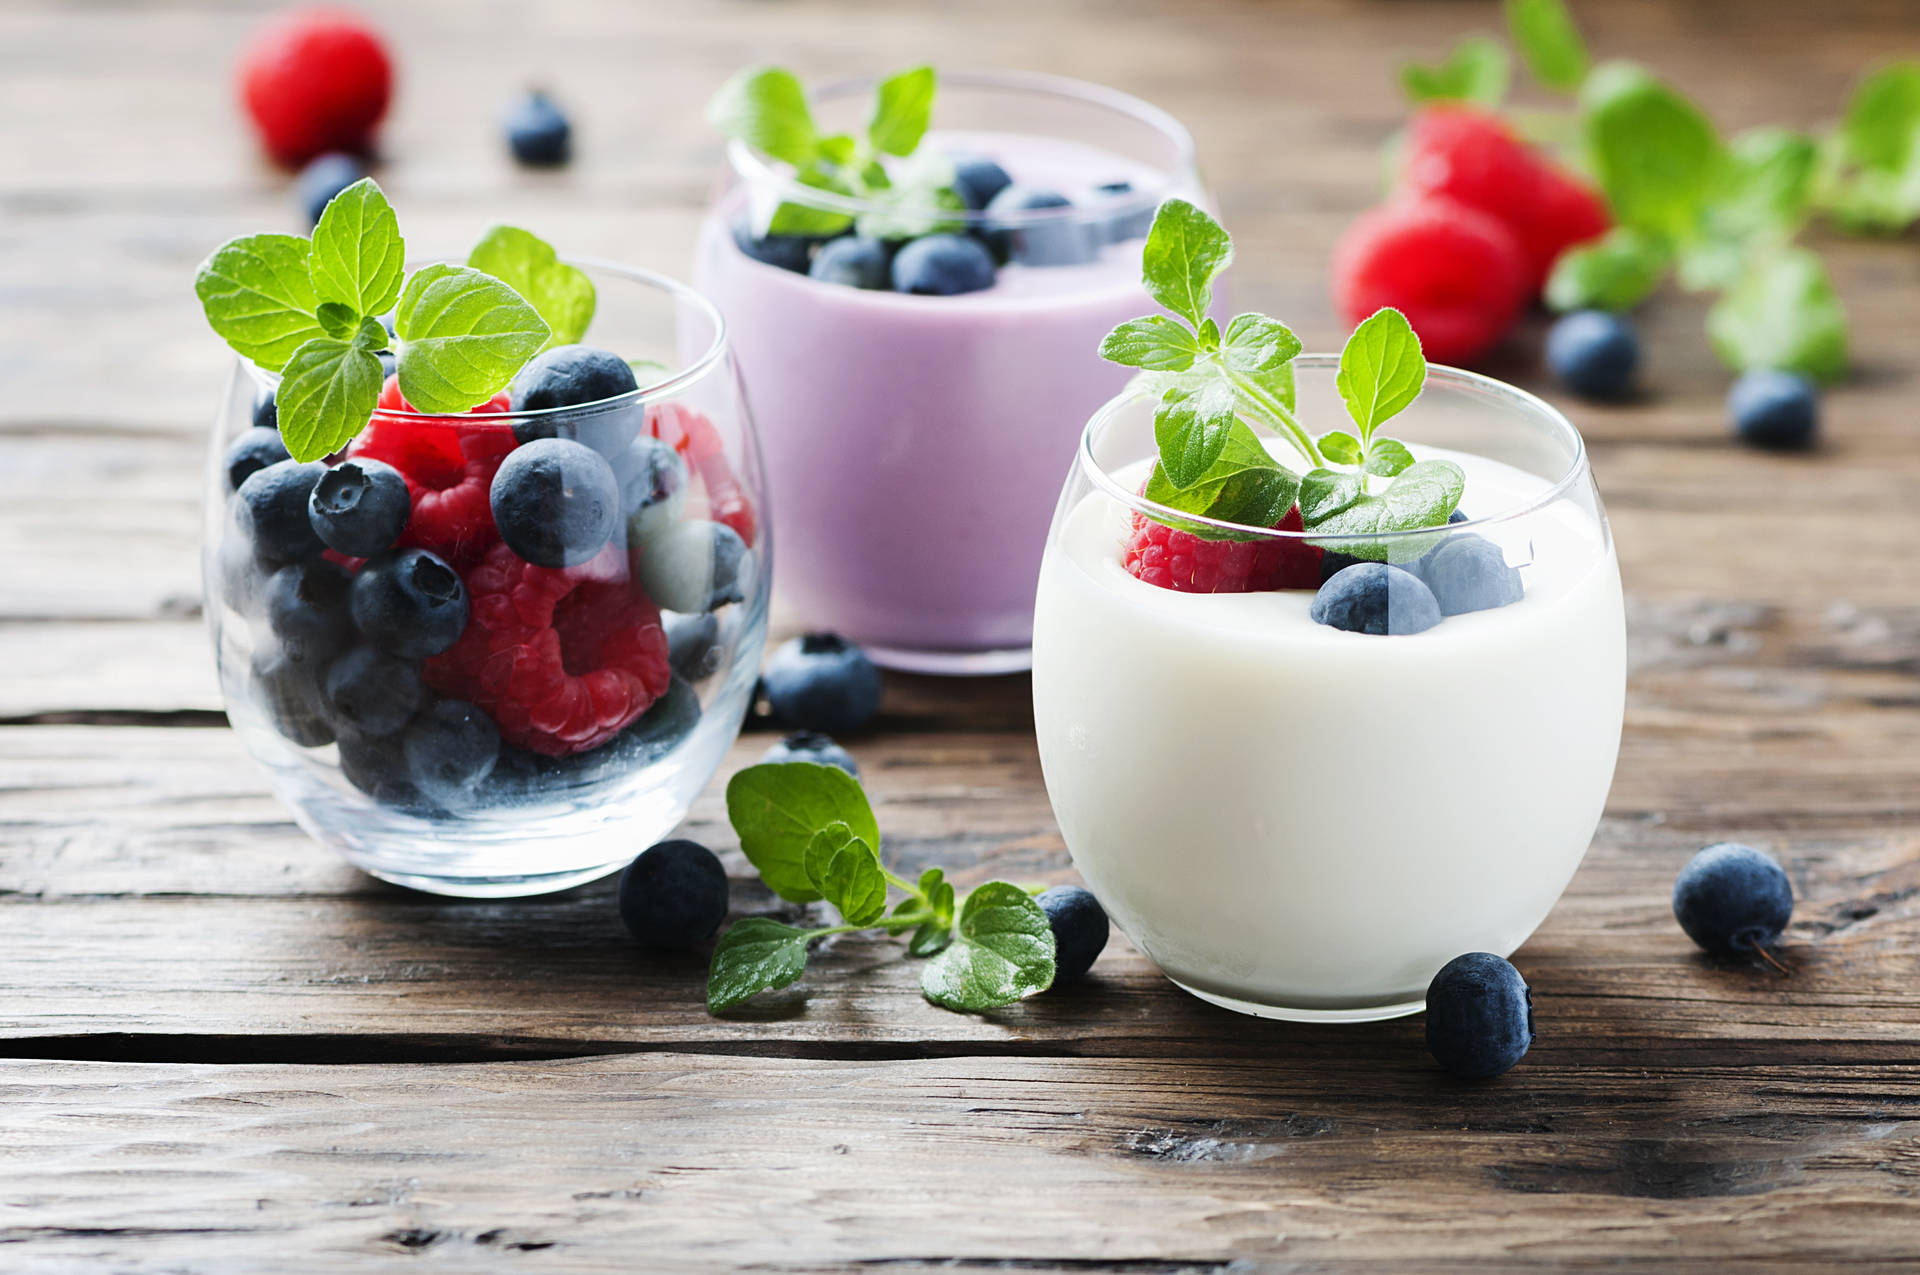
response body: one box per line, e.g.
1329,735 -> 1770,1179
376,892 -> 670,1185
694,69 -> 1209,674
203,262 -> 771,897
1032,357 -> 1626,1021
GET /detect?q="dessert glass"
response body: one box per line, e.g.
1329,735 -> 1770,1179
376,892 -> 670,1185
695,69 -> 1208,674
203,262 -> 770,897
1032,357 -> 1625,1021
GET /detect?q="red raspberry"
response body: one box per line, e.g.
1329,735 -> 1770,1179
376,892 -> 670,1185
238,9 -> 392,168
648,402 -> 757,545
425,543 -> 670,756
1522,164 -> 1611,287
1122,505 -> 1322,594
351,377 -> 515,566
1331,197 -> 1529,367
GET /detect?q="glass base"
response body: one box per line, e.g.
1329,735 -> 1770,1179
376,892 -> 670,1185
359,859 -> 628,899
863,641 -> 1033,677
1171,978 -> 1426,1023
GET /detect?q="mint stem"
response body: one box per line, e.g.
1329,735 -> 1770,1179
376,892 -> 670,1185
881,867 -> 920,895
1227,368 -> 1325,468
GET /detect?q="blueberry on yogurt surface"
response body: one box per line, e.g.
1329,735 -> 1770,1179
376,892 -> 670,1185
1310,563 -> 1443,635
892,233 -> 997,296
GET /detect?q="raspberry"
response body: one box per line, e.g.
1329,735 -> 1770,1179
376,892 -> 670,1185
647,402 -> 757,545
1122,505 -> 1322,594
351,378 -> 514,566
1523,164 -> 1611,286
238,9 -> 392,168
1331,197 -> 1529,367
425,543 -> 670,756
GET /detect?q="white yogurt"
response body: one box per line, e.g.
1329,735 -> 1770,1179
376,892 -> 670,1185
1031,444 -> 1626,1019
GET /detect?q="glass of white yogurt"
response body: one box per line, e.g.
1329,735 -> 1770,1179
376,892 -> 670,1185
1032,357 -> 1625,1022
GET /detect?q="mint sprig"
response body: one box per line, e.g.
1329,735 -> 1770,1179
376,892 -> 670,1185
194,179 -> 569,461
710,763 -> 1056,1015
706,64 -> 961,240
1821,62 -> 1920,233
1099,202 -> 1459,551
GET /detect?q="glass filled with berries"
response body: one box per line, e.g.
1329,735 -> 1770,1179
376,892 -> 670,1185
199,182 -> 769,896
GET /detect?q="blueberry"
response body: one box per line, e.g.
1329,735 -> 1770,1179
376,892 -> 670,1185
623,676 -> 702,762
509,345 -> 643,459
637,519 -> 750,613
225,426 -> 291,492
263,558 -> 353,667
891,233 -> 997,296
762,633 -> 883,735
610,435 -> 689,538
1728,370 -> 1818,450
337,730 -> 440,812
1425,952 -> 1533,1079
296,152 -> 364,225
490,437 -> 621,567
1672,843 -> 1794,957
252,390 -> 279,434
504,90 -> 571,166
951,155 -> 1012,210
1545,310 -> 1639,401
1449,508 -> 1470,524
308,458 -> 410,558
809,236 -> 893,289
322,642 -> 424,737
731,215 -> 816,273
619,839 -> 729,948
761,730 -> 858,777
402,699 -> 501,805
1309,563 -> 1443,635
236,460 -> 328,563
350,549 -> 469,659
250,647 -> 334,748
1094,180 -> 1156,242
1419,535 -> 1523,616
665,611 -> 723,682
984,186 -> 1101,266
1037,885 -> 1109,983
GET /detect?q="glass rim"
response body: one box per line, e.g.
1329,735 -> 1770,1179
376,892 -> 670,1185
241,256 -> 730,425
1078,355 -> 1593,544
723,67 -> 1198,228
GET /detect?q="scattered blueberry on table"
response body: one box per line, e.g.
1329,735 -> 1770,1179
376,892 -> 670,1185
1546,309 -> 1639,401
620,839 -> 730,949
1425,952 -> 1533,1079
761,731 -> 859,777
295,152 -> 364,225
1037,885 -> 1110,982
504,90 -> 571,166
1728,369 -> 1819,450
1672,843 -> 1794,961
762,634 -> 884,735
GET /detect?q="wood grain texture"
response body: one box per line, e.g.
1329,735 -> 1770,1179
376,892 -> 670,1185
3,0 -> 1920,1268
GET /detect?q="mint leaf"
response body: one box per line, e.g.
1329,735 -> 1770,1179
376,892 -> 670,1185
1402,34 -> 1510,106
194,234 -> 326,372
1581,62 -> 1725,239
1140,199 -> 1230,330
725,762 -> 880,904
1713,128 -> 1820,238
1298,468 -> 1365,525
1335,308 -> 1425,442
1318,431 -> 1363,466
1505,0 -> 1589,93
1706,246 -> 1848,383
1827,63 -> 1920,231
1100,317 -> 1200,371
868,64 -> 936,157
854,179 -> 965,242
1142,421 -> 1299,539
904,867 -> 955,957
767,163 -> 859,237
468,225 -> 596,350
1303,459 -> 1465,560
802,822 -> 887,927
315,302 -> 359,339
1219,313 -> 1302,381
920,882 -> 1056,1012
273,337 -> 384,463
1363,438 -> 1415,478
353,316 -> 389,351
1544,226 -> 1671,311
707,66 -> 819,167
1153,375 -> 1239,488
393,264 -> 551,414
308,178 -> 405,320
707,919 -> 811,1013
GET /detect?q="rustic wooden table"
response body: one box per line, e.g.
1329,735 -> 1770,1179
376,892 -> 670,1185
6,0 -> 1920,1269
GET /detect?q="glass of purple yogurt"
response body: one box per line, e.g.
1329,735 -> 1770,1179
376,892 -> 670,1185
695,69 -> 1210,673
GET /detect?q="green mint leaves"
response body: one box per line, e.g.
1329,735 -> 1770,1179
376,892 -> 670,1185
1823,62 -> 1920,233
706,64 -> 958,241
710,763 -> 1056,1016
1100,203 -> 1458,548
1402,34 -> 1510,107
194,179 -> 566,461
1504,0 -> 1588,93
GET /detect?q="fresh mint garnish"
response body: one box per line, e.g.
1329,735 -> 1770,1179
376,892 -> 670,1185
1402,34 -> 1510,106
1504,0 -> 1588,93
707,64 -> 961,241
1705,246 -> 1848,383
1822,62 -> 1920,233
1100,201 -> 1458,551
194,178 -> 565,461
709,763 -> 1055,1015
468,224 -> 596,349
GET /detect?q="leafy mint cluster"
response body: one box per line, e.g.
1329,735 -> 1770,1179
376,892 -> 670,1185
1099,200 -> 1460,555
1401,0 -> 1856,382
194,178 -> 597,461
705,64 -> 963,240
708,762 -> 1056,1014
